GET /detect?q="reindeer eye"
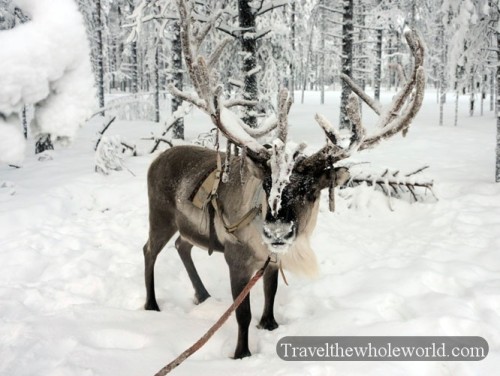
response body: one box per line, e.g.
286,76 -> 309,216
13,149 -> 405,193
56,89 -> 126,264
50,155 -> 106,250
306,190 -> 318,202
263,227 -> 272,239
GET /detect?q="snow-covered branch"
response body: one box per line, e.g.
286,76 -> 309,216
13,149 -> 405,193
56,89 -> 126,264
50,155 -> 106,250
344,165 -> 436,207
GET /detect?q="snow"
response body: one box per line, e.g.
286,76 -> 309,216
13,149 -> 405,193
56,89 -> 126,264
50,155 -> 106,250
0,0 -> 95,163
0,121 -> 26,164
1,90 -> 500,375
95,135 -> 125,175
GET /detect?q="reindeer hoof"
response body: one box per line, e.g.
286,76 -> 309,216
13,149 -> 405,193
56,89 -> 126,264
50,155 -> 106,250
233,349 -> 252,359
144,301 -> 160,311
257,317 -> 279,331
194,293 -> 210,305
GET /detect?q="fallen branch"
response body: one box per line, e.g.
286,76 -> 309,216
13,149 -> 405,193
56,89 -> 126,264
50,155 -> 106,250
150,104 -> 192,153
121,142 -> 138,156
95,116 -> 117,151
142,137 -> 173,149
343,165 -> 437,203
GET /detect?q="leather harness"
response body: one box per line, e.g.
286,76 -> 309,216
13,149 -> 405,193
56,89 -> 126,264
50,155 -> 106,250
190,154 -> 262,255
189,154 -> 289,285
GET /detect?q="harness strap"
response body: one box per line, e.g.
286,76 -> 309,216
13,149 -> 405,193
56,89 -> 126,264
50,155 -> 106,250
207,196 -> 261,255
212,153 -> 222,196
211,196 -> 261,234
279,261 -> 289,286
207,203 -> 216,256
207,153 -> 223,256
206,152 -> 261,254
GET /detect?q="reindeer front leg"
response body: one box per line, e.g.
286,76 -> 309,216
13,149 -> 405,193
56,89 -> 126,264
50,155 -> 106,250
225,245 -> 254,359
258,267 -> 279,331
229,269 -> 252,359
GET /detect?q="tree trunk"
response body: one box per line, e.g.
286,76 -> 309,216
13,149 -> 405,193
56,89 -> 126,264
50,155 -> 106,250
301,16 -> 314,104
481,73 -> 486,116
96,0 -> 105,114
22,106 -> 28,139
290,1 -> 296,100
357,1 -> 366,92
314,53 -> 319,90
128,1 -> 138,94
439,22 -> 446,126
374,29 -> 382,101
171,20 -> 184,139
319,0 -> 325,105
491,69 -> 495,112
496,32 -> 500,182
131,41 -> 138,92
387,37 -> 393,90
238,0 -> 258,128
470,74 -> 475,116
339,0 -> 354,130
154,44 -> 160,123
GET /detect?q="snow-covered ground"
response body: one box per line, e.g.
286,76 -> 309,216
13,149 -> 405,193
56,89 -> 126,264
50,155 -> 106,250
1,90 -> 499,376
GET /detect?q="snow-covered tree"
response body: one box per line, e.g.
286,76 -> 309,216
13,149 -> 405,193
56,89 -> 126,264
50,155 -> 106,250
0,0 -> 95,164
0,0 -> 16,30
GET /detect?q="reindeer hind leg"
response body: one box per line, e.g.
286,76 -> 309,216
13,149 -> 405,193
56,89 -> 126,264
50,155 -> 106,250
175,236 -> 211,304
143,211 -> 177,311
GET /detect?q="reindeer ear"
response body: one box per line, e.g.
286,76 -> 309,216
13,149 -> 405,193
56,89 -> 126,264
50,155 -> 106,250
334,167 -> 350,186
315,166 -> 350,191
245,155 -> 267,180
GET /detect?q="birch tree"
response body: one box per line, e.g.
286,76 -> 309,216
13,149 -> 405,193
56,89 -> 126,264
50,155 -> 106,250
339,0 -> 354,129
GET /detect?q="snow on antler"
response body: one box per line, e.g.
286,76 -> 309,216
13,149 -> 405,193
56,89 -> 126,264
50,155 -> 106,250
268,140 -> 306,216
266,89 -> 301,215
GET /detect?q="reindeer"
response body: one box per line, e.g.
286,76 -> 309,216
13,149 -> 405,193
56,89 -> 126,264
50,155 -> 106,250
143,0 -> 425,360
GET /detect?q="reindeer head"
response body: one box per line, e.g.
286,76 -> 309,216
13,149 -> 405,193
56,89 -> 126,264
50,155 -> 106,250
171,0 -> 425,256
257,157 -> 349,253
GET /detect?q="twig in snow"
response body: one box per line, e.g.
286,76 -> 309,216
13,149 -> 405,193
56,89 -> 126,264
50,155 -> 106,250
95,116 -> 117,151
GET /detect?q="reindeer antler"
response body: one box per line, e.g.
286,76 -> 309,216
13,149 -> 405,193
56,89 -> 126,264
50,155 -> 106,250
302,28 -> 425,170
170,0 -> 292,164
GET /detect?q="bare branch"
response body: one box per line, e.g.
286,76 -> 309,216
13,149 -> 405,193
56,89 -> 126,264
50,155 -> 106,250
95,116 -> 117,151
255,29 -> 272,40
216,24 -> 238,38
256,0 -> 288,16
405,165 -> 430,177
